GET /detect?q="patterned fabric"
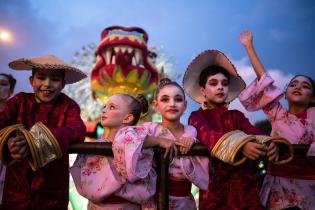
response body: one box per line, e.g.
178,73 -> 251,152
260,175 -> 315,210
71,126 -> 156,210
0,92 -> 86,210
189,107 -> 264,210
141,122 -> 209,210
239,73 -> 315,210
113,126 -> 156,205
70,139 -> 125,203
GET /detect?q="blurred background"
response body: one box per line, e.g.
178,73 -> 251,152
1,0 -> 315,124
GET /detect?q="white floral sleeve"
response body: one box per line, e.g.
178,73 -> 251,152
113,126 -> 154,183
239,73 -> 286,122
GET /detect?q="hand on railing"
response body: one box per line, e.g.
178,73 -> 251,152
158,138 -> 182,161
175,137 -> 194,155
266,142 -> 279,162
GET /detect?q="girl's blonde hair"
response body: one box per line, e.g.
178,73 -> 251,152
121,94 -> 149,125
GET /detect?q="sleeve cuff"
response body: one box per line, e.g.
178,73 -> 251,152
0,124 -> 24,165
211,130 -> 256,166
28,122 -> 63,170
0,123 -> 63,171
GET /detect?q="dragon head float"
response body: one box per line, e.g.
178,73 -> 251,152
91,26 -> 159,103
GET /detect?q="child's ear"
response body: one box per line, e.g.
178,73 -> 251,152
29,76 -> 33,85
200,87 -> 206,98
152,100 -> 158,111
123,113 -> 134,125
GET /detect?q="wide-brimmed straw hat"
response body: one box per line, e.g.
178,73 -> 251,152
8,55 -> 87,84
183,50 -> 245,104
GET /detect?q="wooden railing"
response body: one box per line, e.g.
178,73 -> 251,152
69,143 -> 311,210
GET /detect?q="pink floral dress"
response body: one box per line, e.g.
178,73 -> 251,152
239,73 -> 315,210
141,122 -> 209,210
70,126 -> 156,210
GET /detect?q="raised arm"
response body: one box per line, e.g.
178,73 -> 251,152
239,30 -> 266,79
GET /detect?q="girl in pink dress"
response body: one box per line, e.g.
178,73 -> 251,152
139,78 -> 209,210
239,30 -> 315,210
71,93 -> 177,210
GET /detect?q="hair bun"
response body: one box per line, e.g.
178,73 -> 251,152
135,94 -> 149,114
154,77 -> 185,100
159,78 -> 172,86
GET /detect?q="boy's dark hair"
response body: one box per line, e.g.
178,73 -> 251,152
123,94 -> 149,125
0,73 -> 16,93
198,65 -> 230,87
154,78 -> 185,100
288,74 -> 315,107
31,69 -> 65,81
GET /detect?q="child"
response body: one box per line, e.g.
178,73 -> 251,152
183,50 -> 281,210
71,93 -> 177,210
0,73 -> 16,109
0,73 -> 16,205
239,30 -> 315,210
0,55 -> 87,210
137,78 -> 209,210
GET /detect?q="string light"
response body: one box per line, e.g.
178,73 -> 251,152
258,160 -> 265,168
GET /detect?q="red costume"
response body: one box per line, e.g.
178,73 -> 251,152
0,92 -> 86,210
189,107 -> 264,210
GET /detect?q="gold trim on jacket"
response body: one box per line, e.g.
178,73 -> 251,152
211,130 -> 256,166
29,122 -> 62,169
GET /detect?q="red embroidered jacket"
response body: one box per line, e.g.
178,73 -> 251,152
0,92 -> 86,210
189,107 -> 264,210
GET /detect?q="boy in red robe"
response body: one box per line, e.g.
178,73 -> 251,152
183,50 -> 286,209
0,55 -> 86,210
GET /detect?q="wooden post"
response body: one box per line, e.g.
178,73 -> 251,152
154,148 -> 170,210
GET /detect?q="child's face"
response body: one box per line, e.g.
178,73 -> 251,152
154,85 -> 186,122
285,75 -> 314,107
200,73 -> 229,105
29,69 -> 65,103
0,75 -> 11,101
101,94 -> 132,128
